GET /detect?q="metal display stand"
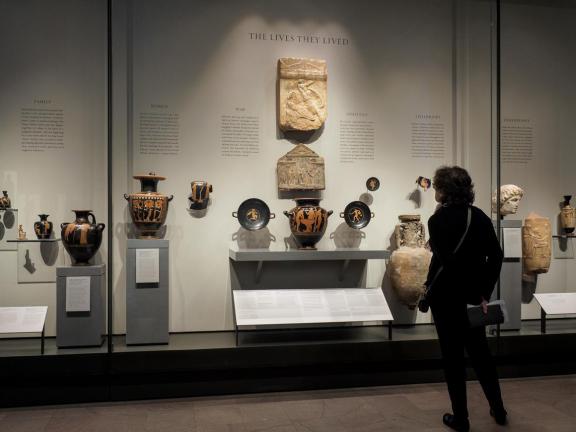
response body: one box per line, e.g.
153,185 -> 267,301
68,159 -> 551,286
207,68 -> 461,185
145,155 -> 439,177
534,293 -> 576,334
229,247 -> 393,344
126,239 -> 169,345
56,264 -> 106,348
493,220 -> 522,331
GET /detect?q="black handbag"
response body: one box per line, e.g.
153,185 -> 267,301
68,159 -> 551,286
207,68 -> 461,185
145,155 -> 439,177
467,300 -> 506,328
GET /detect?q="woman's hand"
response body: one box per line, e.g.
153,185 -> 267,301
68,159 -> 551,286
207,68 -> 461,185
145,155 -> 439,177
481,298 -> 488,314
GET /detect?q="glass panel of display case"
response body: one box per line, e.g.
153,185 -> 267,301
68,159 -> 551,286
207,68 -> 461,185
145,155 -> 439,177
0,0 -> 108,357
110,0 -> 497,352
499,0 -> 576,336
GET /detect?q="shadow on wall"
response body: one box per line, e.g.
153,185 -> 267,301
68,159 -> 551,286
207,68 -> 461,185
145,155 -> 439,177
359,192 -> 373,206
330,222 -> 365,248
277,125 -> 325,144
408,188 -> 421,208
23,249 -> 36,274
522,272 -> 538,304
40,241 -> 59,266
233,226 -> 276,249
3,209 -> 16,229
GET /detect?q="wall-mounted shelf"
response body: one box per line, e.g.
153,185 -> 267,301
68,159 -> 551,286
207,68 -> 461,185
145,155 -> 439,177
229,247 -> 390,262
8,238 -> 61,243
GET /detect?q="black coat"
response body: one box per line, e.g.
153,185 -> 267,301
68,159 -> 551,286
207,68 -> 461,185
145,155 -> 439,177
425,204 -> 504,306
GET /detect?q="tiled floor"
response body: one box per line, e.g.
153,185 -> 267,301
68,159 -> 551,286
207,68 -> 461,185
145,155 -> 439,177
1,375 -> 575,431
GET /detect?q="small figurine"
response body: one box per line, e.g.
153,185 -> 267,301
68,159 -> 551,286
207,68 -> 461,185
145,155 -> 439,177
0,190 -> 11,209
18,224 -> 27,240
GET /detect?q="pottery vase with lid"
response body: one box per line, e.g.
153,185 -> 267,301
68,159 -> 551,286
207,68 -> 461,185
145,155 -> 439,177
284,198 -> 333,250
561,195 -> 576,234
124,172 -> 173,238
34,214 -> 53,239
61,210 -> 105,265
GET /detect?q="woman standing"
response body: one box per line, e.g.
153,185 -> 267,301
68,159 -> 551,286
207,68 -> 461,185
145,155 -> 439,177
424,166 -> 507,432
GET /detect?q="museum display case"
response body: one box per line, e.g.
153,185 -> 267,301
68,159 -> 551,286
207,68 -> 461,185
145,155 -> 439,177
1,0 -> 575,407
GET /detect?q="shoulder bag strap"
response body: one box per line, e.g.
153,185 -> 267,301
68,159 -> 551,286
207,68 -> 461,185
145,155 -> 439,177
424,207 -> 472,295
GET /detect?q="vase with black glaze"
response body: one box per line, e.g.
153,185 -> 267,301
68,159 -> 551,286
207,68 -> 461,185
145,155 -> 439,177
124,173 -> 174,238
284,198 -> 332,250
34,214 -> 53,239
61,210 -> 105,265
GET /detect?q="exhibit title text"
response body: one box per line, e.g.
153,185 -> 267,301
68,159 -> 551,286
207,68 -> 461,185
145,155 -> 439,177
249,32 -> 349,46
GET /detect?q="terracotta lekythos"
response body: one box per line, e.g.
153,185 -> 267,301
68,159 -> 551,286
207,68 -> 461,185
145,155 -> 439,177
389,214 -> 432,309
61,210 -> 105,265
124,173 -> 173,238
0,191 -> 11,209
284,198 -> 333,250
189,181 -> 212,210
34,214 -> 53,239
278,58 -> 327,131
560,195 -> 576,234
522,212 -> 551,274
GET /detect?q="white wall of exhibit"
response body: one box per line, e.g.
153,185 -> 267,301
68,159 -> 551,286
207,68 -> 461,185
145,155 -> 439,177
1,0 -> 574,338
110,0 -> 493,333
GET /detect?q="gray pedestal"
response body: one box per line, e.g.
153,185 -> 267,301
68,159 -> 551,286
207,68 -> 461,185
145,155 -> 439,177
494,220 -> 522,331
56,264 -> 105,348
126,239 -> 169,345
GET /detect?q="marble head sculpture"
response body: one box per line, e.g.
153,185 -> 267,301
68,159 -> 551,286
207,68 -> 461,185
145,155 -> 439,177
492,184 -> 524,216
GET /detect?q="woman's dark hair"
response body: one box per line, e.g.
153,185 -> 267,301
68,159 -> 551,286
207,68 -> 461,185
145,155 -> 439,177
433,166 -> 475,205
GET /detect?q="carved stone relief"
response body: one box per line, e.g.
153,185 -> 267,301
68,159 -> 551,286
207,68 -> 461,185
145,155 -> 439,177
278,57 -> 327,131
522,212 -> 551,274
394,214 -> 426,249
277,144 -> 325,191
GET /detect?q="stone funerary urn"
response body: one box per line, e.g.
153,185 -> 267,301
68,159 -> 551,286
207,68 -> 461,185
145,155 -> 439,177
389,215 -> 432,309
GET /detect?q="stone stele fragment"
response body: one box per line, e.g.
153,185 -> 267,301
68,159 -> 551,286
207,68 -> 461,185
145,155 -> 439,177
277,144 -> 325,191
522,212 -> 551,274
278,57 -> 327,131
